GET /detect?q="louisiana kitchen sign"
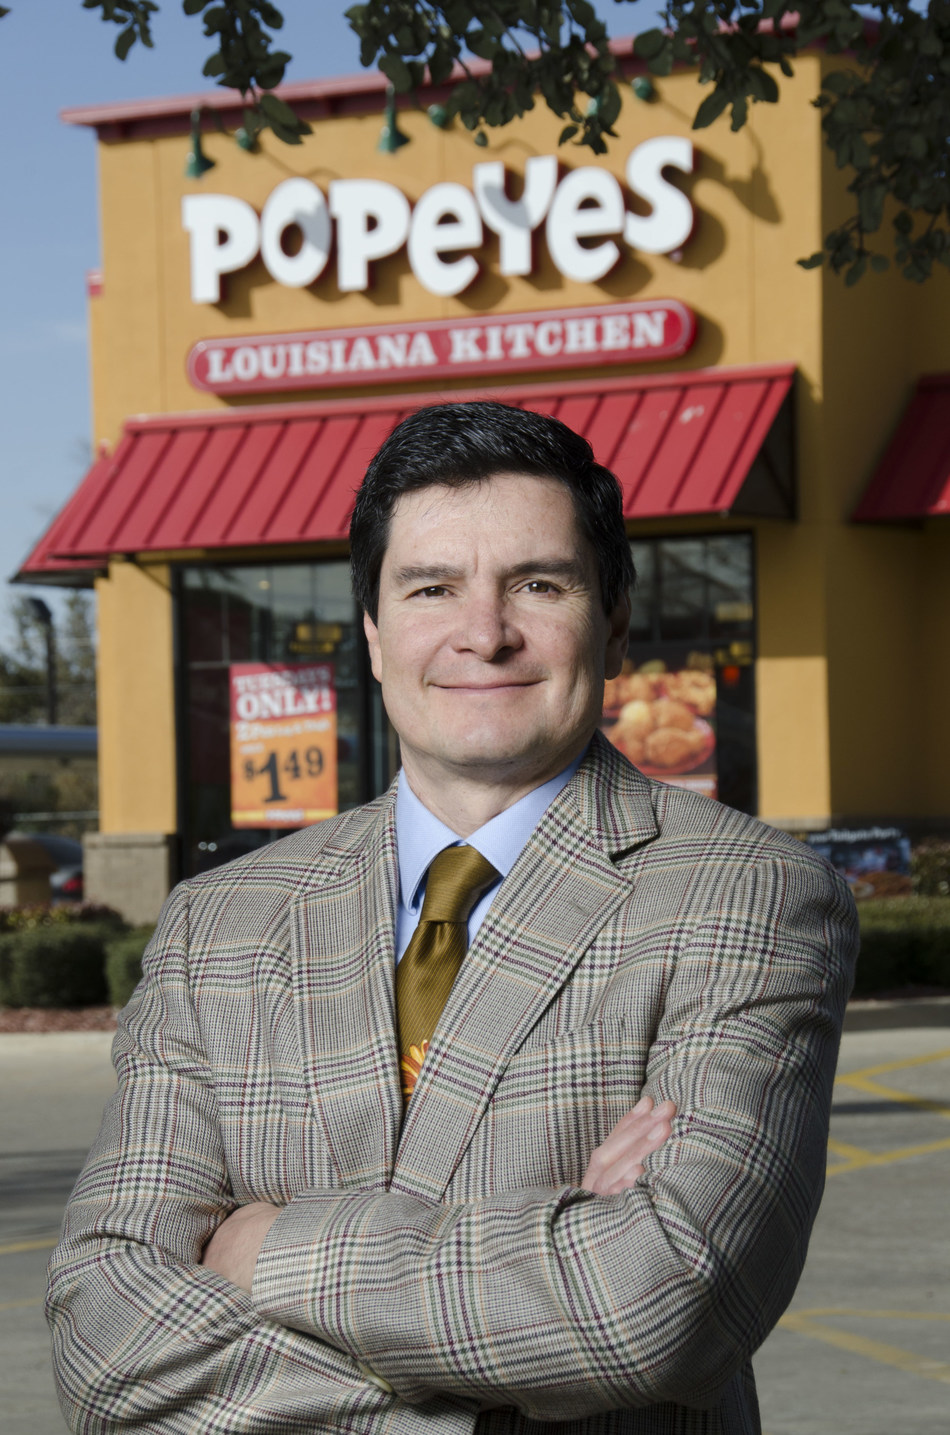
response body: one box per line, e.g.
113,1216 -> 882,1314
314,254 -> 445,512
188,299 -> 696,394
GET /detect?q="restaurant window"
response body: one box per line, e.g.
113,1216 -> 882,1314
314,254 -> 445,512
178,561 -> 394,877
603,534 -> 757,814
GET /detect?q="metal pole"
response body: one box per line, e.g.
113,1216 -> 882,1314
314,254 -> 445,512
45,621 -> 58,725
24,597 -> 57,725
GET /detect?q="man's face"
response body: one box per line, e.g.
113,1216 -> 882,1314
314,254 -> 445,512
363,472 -> 630,794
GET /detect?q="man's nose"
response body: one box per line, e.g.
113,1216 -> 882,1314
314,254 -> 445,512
453,594 -> 521,658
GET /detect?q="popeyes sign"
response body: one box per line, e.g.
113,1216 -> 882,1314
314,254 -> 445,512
182,136 -> 695,303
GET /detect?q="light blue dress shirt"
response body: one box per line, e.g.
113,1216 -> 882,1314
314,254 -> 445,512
394,754 -> 584,962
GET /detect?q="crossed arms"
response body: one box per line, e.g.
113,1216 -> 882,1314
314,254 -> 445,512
47,850 -> 857,1434
201,1093 -> 675,1293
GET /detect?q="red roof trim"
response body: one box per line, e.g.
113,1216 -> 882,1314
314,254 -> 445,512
853,374 -> 950,522
117,364 -> 796,433
16,365 -> 795,579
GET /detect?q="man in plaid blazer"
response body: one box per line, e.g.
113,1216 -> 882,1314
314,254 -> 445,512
48,402 -> 858,1435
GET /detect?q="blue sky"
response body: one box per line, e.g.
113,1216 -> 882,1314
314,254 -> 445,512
0,1 -> 642,641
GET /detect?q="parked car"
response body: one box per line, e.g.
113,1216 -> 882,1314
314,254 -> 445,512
25,833 -> 84,902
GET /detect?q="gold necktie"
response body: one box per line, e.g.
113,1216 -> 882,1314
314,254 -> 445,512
396,845 -> 499,1101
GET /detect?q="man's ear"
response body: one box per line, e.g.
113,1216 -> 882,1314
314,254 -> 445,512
363,610 -> 383,683
604,592 -> 631,681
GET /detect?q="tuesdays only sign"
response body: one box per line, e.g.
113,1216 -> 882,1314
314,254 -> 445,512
230,662 -> 338,828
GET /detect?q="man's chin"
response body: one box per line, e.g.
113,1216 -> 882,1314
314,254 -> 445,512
432,734 -> 571,782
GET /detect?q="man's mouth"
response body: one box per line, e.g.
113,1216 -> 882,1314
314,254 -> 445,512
433,679 -> 541,691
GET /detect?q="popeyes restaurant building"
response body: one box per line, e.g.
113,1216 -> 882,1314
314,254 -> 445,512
17,43 -> 950,919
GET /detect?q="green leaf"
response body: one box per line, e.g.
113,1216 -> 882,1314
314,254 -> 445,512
858,184 -> 885,234
693,87 -> 730,129
259,92 -> 299,127
822,69 -> 855,96
754,69 -> 779,104
428,45 -> 455,86
845,254 -> 868,286
183,0 -> 208,14
379,51 -> 413,90
797,252 -> 825,269
559,123 -> 579,143
267,118 -> 305,145
114,25 -> 136,61
634,29 -> 668,61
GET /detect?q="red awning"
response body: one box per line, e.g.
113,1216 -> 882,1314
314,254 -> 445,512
853,374 -> 950,521
16,365 -> 795,582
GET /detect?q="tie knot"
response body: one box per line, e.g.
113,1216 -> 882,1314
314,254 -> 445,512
419,845 -> 499,925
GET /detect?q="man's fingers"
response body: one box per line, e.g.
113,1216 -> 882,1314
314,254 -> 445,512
594,1100 -> 675,1163
600,1162 -> 644,1196
579,1096 -> 676,1194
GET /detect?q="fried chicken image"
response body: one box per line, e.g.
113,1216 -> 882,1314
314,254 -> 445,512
643,725 -> 706,769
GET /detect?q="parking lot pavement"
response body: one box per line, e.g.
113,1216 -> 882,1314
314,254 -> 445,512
756,999 -> 950,1434
2,1005 -> 949,1435
0,1034 -> 116,1435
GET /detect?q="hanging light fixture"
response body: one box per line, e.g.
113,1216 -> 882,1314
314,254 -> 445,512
378,85 -> 410,153
184,108 -> 216,178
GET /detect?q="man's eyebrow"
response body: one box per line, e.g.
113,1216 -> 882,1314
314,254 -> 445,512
505,557 -> 588,583
391,564 -> 465,587
390,557 -> 588,588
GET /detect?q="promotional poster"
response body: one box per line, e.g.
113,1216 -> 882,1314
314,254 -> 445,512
229,662 -> 338,828
602,654 -> 718,799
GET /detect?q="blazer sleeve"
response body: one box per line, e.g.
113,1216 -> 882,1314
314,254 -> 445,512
45,883 -> 475,1435
252,850 -> 858,1420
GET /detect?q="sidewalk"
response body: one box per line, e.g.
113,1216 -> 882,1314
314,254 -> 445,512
2,1007 -> 948,1434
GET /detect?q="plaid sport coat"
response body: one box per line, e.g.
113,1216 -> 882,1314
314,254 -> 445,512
48,733 -> 858,1435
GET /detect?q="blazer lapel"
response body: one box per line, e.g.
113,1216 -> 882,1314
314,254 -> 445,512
290,794 -> 402,1192
392,735 -> 659,1201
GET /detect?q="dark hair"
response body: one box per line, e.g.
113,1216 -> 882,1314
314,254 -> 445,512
350,401 -> 634,621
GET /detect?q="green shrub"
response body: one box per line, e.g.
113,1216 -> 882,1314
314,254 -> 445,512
105,927 -> 154,1009
912,840 -> 950,898
0,902 -> 127,934
855,896 -> 950,995
0,925 -> 108,1008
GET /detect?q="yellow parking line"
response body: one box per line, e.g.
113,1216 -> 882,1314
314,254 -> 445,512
827,1137 -> 873,1161
836,1073 -> 950,1120
0,1236 -> 57,1255
794,1308 -> 950,1324
826,1134 -> 950,1176
837,1048 -> 950,1082
0,1296 -> 43,1312
778,1312 -> 950,1384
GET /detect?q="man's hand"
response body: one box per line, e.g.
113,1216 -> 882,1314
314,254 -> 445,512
200,1201 -> 282,1293
580,1094 -> 675,1195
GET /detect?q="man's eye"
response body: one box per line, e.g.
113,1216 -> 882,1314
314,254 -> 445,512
412,585 -> 448,598
524,580 -> 559,594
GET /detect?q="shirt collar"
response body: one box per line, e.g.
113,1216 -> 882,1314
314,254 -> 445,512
395,754 -> 584,914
